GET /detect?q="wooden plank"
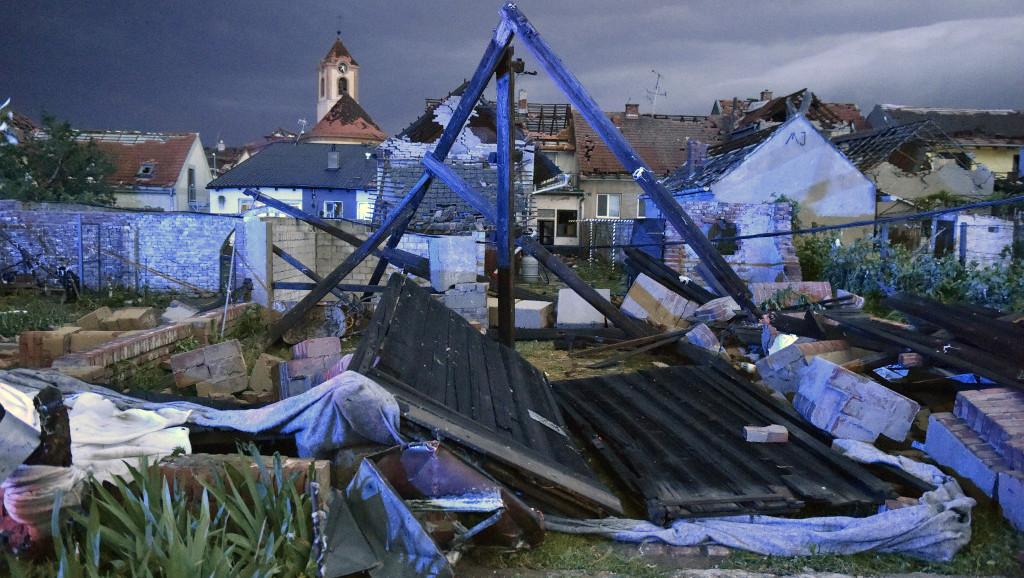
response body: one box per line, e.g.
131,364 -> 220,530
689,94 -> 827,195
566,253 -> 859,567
572,327 -> 690,358
348,274 -> 404,374
501,4 -> 761,319
369,368 -> 622,517
584,331 -> 686,369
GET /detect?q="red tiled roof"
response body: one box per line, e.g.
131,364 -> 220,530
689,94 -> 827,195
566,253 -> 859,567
323,38 -> 357,67
83,132 -> 197,188
572,110 -> 725,176
300,92 -> 386,145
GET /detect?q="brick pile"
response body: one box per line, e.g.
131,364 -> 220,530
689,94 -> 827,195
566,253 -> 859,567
924,387 -> 1024,531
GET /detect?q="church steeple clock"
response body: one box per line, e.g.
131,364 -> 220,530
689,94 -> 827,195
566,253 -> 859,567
316,33 -> 359,123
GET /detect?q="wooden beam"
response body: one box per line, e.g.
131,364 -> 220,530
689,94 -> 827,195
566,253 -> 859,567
272,282 -> 387,293
263,25 -> 515,346
517,234 -> 653,339
501,4 -> 760,319
495,48 -> 516,347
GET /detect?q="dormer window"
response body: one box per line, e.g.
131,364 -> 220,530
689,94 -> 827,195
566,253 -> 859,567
137,162 -> 156,179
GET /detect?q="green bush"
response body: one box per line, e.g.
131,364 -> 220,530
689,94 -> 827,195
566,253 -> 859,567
797,234 -> 1024,313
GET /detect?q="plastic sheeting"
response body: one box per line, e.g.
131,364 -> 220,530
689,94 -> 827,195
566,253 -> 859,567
545,440 -> 975,562
0,368 -> 400,460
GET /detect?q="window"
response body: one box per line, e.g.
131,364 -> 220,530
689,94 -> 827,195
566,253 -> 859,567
217,195 -> 226,209
706,218 -> 738,255
137,162 -> 155,179
357,202 -> 374,221
596,194 -> 620,218
321,200 -> 343,219
320,77 -> 325,98
556,209 -> 577,237
338,77 -> 348,96
637,198 -> 646,218
187,167 -> 196,203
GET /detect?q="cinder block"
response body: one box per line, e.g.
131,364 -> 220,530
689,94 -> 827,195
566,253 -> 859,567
621,273 -> 697,329
924,413 -> 1007,497
429,236 -> 478,291
794,356 -> 920,443
75,306 -> 113,330
279,355 -> 339,399
744,424 -> 789,443
684,323 -> 722,354
555,288 -> 611,328
998,471 -> 1024,532
292,336 -> 342,359
169,339 -> 248,396
693,296 -> 740,323
515,300 -> 554,329
69,331 -> 125,353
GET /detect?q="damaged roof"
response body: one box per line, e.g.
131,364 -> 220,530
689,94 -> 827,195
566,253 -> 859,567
573,108 -> 722,176
868,105 -> 1024,147
79,131 -> 199,189
207,141 -> 377,190
300,92 -> 386,145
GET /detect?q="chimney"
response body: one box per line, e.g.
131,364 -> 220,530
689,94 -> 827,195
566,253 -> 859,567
760,89 -> 773,101
327,144 -> 340,170
686,139 -> 709,178
625,103 -> 640,119
518,89 -> 528,114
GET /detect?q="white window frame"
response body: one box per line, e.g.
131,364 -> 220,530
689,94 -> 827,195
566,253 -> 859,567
321,200 -> 343,219
596,193 -> 621,218
637,197 -> 646,218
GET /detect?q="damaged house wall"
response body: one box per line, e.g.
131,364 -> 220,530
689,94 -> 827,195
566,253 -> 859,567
662,200 -> 800,284
0,201 -> 239,291
939,213 -> 1016,266
867,159 -> 994,207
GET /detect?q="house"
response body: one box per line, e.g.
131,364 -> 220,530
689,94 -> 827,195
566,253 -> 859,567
206,141 -> 378,218
867,105 -> 1024,182
82,131 -> 212,212
372,83 -> 544,233
659,114 -> 876,242
713,89 -> 869,139
571,103 -> 725,223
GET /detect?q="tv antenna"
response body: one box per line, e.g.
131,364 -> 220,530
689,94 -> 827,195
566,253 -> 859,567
646,69 -> 667,116
297,118 -> 308,135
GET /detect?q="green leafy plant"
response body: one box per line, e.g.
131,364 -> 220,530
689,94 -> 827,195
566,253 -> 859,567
50,446 -> 315,577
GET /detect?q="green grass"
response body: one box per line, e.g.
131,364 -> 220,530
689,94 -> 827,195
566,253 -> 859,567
464,532 -> 666,577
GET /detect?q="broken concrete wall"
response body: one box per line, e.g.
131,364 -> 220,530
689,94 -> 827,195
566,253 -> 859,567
0,202 -> 238,291
663,200 -> 799,284
942,213 -> 1016,266
866,160 -> 994,202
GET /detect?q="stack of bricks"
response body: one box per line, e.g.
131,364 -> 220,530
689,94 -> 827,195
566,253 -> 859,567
924,387 -> 1024,531
169,339 -> 248,399
279,337 -> 343,399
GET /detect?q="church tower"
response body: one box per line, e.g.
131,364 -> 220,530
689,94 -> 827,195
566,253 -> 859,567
316,34 -> 359,123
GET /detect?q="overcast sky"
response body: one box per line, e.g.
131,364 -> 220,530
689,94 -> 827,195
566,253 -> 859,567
4,1 -> 1022,147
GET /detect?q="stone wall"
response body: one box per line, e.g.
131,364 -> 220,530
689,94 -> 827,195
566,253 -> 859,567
0,202 -> 239,292
663,201 -> 800,284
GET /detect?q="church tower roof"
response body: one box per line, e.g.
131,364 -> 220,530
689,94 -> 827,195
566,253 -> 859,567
302,91 -> 386,145
323,37 -> 358,67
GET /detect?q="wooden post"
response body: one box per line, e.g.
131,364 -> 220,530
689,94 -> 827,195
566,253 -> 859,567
76,213 -> 84,289
495,47 -> 516,346
959,222 -> 968,265
501,4 -> 761,320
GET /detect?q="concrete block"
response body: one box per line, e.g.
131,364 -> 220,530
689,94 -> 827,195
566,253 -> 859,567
794,356 -> 920,443
443,289 -> 486,310
169,339 -> 247,396
621,273 -> 697,330
924,413 -> 1007,497
684,323 -> 722,353
555,288 -> 611,328
161,301 -> 199,324
756,340 -> 853,394
292,336 -> 342,360
69,331 -> 125,352
693,296 -> 740,323
429,235 -> 478,291
744,424 -> 789,443
248,353 -> 284,396
898,352 -> 924,367
998,470 -> 1024,532
99,307 -> 159,331
515,300 -> 554,329
75,306 -> 113,330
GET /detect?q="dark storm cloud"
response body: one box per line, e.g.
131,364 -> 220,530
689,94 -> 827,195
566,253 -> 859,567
3,1 -> 1021,146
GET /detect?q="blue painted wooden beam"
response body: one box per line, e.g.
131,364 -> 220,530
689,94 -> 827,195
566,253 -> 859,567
495,48 -> 516,346
264,25 -> 515,346
500,3 -> 761,318
420,155 -> 498,225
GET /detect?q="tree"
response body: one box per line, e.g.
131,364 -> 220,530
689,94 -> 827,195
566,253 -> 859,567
0,112 -> 116,205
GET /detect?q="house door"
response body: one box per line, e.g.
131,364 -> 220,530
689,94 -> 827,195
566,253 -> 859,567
538,220 -> 555,245
933,220 -> 955,258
